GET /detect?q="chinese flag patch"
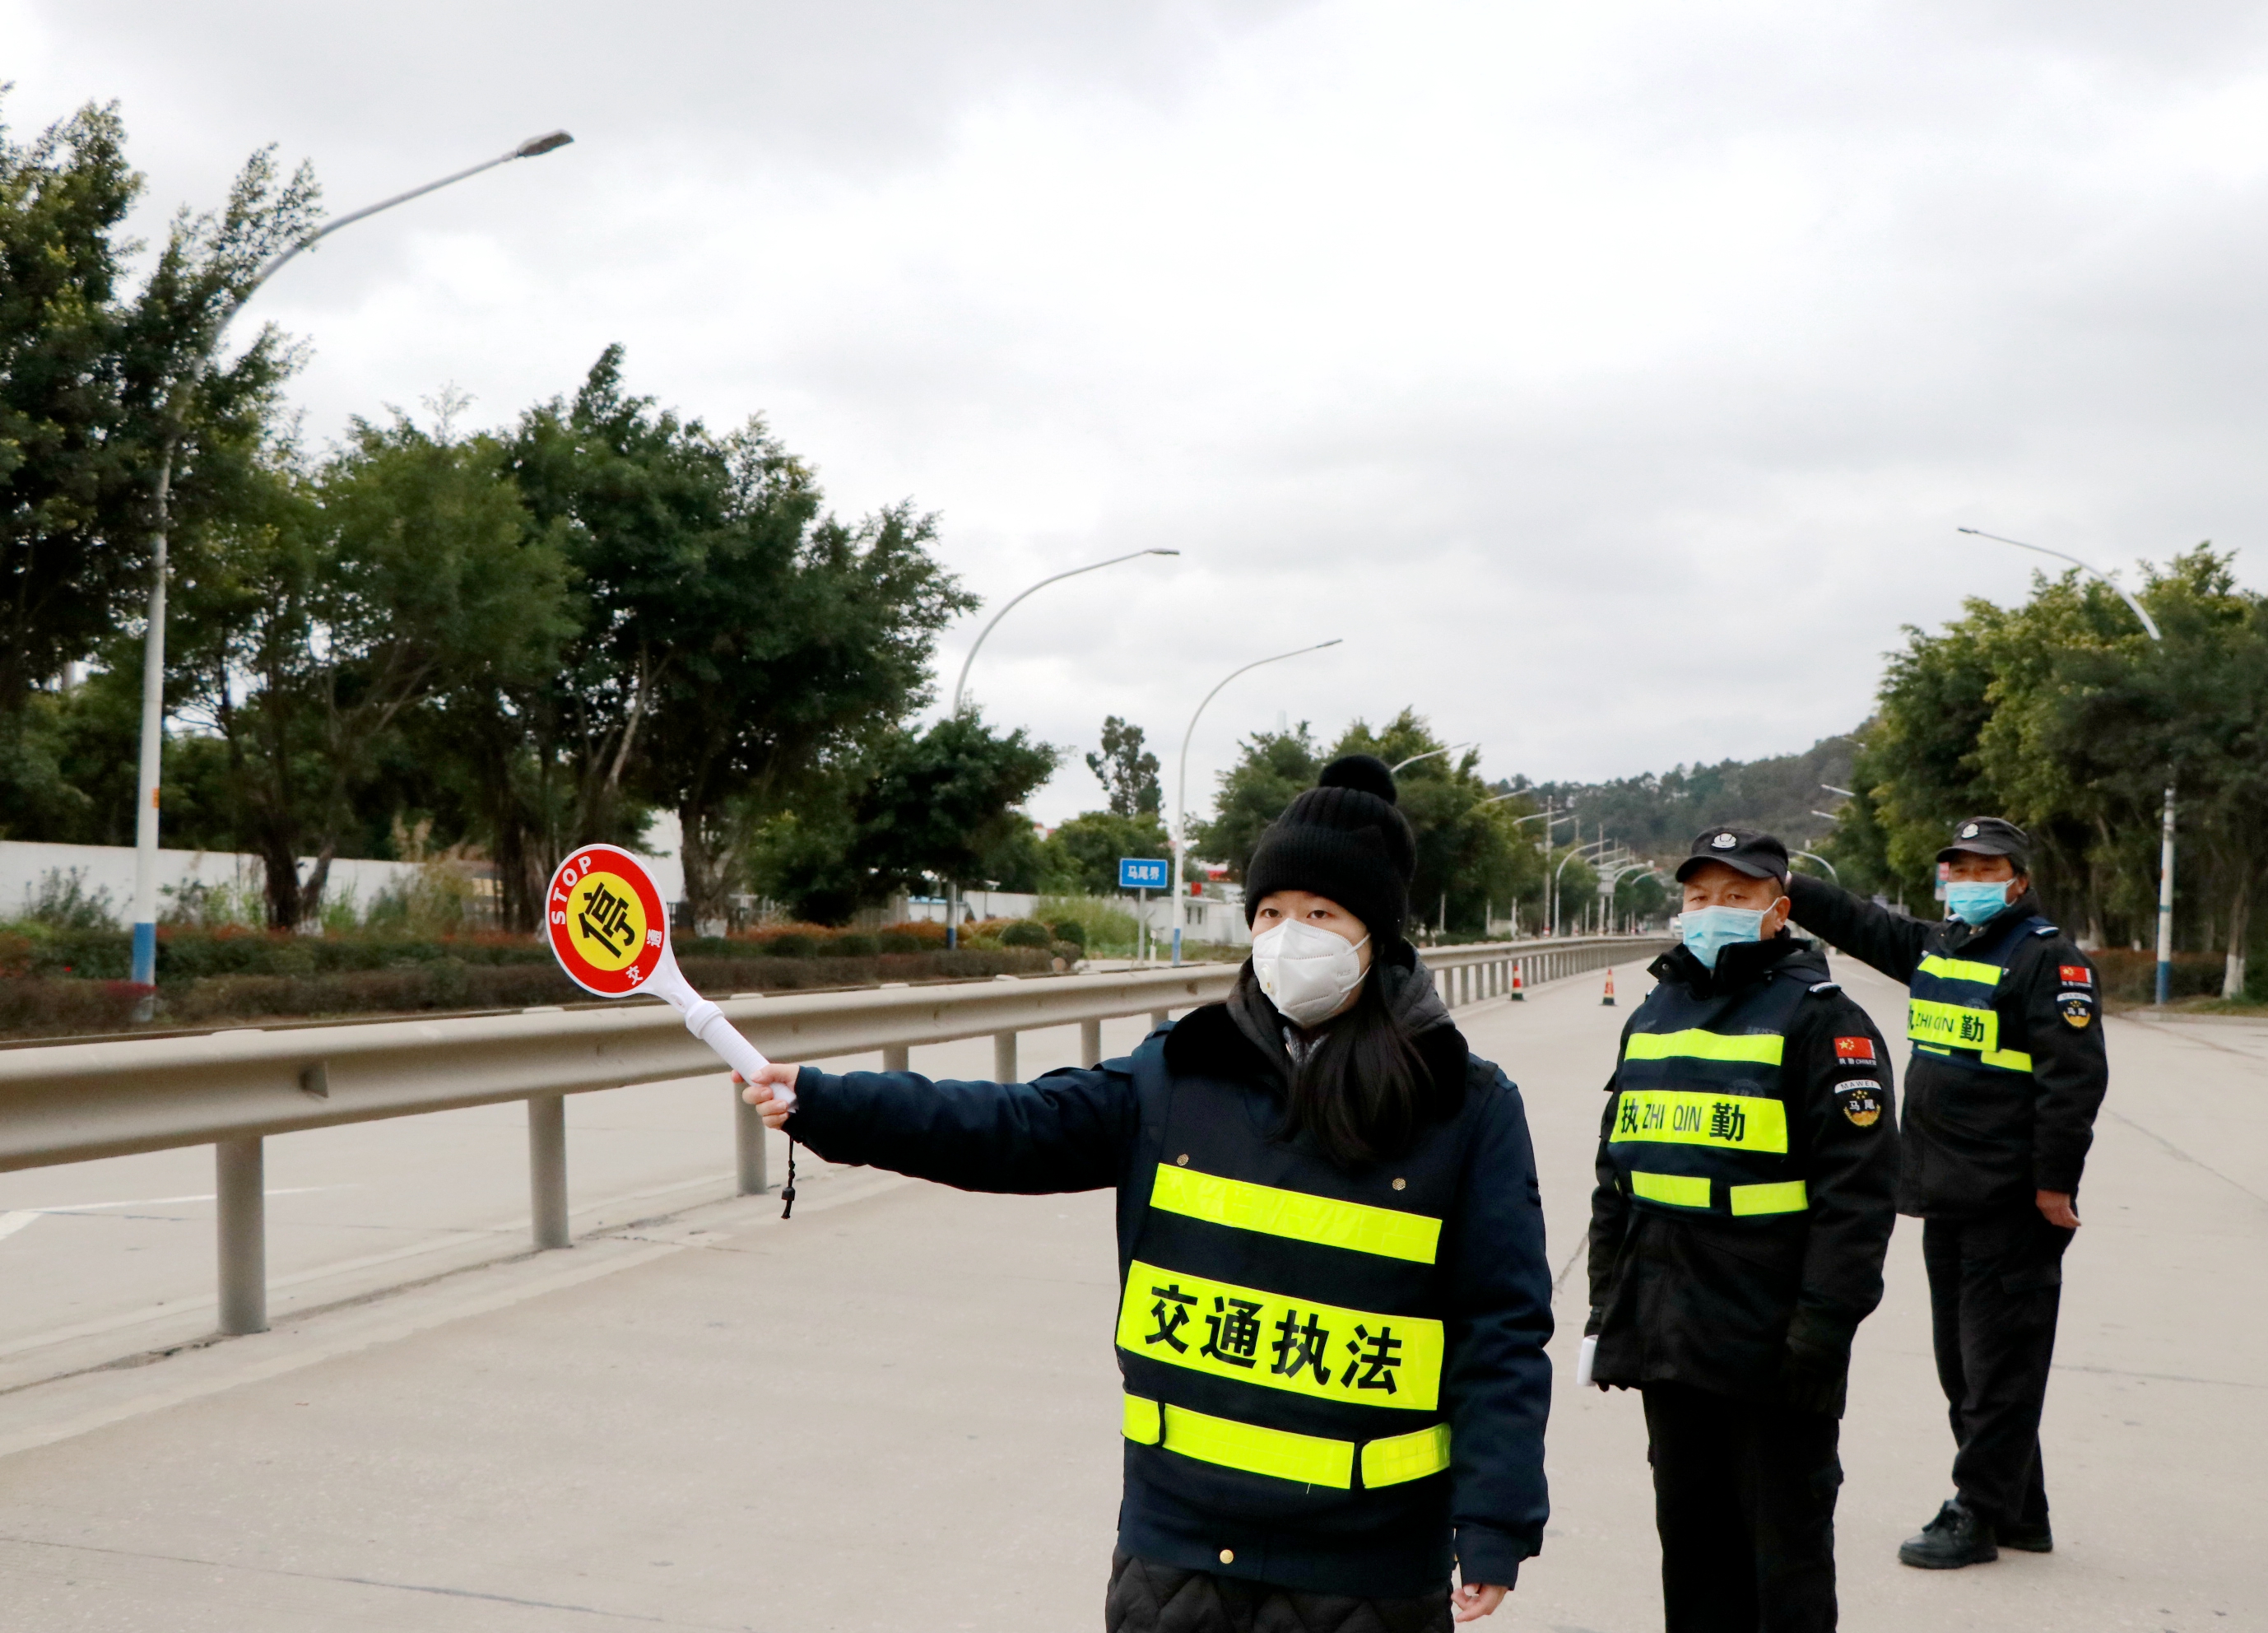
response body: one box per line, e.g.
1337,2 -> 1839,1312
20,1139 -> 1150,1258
1834,1036 -> 1876,1064
2060,965 -> 2093,986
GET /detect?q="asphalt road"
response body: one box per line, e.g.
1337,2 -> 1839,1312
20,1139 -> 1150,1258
0,952 -> 2257,1631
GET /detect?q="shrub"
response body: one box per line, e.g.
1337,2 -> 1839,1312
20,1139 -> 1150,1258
1049,919 -> 1086,948
1036,895 -> 1140,956
999,919 -> 1053,948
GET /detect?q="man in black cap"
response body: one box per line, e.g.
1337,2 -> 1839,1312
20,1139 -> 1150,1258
1587,827 -> 1899,1632
1782,816 -> 2108,1570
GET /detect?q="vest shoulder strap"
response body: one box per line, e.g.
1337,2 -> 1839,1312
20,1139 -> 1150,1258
1806,979 -> 1841,996
2030,922 -> 2060,937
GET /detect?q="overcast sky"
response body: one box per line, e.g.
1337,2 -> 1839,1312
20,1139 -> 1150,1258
10,0 -> 2268,826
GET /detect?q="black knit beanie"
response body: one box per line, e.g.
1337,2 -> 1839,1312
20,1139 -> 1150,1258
1243,755 -> 1418,945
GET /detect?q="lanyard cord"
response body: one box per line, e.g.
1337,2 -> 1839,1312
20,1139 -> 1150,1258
781,1138 -> 797,1219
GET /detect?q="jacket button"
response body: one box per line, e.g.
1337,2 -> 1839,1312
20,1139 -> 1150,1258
1218,1548 -> 1235,1565
1177,1154 -> 1189,1165
1392,1177 -> 1406,1191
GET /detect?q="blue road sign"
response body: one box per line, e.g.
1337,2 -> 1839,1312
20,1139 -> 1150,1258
1118,857 -> 1169,891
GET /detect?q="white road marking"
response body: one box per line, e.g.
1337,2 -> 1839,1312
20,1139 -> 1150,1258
0,1189 -> 345,1245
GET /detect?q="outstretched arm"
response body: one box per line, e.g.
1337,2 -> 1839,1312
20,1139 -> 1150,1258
1784,873 -> 1931,985
740,1059 -> 1133,1194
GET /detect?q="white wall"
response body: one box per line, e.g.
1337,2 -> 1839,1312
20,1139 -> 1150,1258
0,839 -> 684,927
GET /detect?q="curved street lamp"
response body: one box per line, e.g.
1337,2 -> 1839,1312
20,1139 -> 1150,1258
1959,526 -> 2174,1003
129,131 -> 577,988
950,548 -> 1179,713
1170,639 -> 1343,964
938,547 -> 1178,944
1389,742 -> 1474,775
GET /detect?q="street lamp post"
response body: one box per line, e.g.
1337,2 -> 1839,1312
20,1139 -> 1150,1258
1960,527 -> 2176,1004
128,131 -> 575,990
942,547 -> 1178,946
1170,640 -> 1342,965
1389,742 -> 1474,775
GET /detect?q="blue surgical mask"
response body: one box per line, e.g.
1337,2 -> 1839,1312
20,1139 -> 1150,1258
1681,904 -> 1768,970
1945,879 -> 2014,926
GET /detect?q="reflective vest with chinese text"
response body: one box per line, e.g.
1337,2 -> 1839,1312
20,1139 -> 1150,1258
1905,916 -> 2053,1077
1608,965 -> 1815,1221
1115,1054 -> 1455,1496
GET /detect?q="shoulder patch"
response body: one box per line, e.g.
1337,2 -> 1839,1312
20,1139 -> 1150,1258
2032,924 -> 2061,937
1807,979 -> 1842,995
1833,1035 -> 1877,1065
1835,1080 -> 1885,1128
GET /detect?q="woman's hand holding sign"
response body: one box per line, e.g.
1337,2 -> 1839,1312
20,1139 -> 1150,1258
735,1064 -> 802,1131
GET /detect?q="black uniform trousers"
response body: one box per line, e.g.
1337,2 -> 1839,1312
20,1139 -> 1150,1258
1642,1384 -> 1843,1633
1921,1204 -> 2072,1529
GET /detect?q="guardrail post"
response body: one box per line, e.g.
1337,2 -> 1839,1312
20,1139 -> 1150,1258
1150,1008 -> 1170,1032
216,1136 -> 267,1336
734,1086 -> 768,1197
883,1045 -> 910,1072
993,1031 -> 1017,1082
1080,1019 -> 1104,1068
528,1093 -> 569,1250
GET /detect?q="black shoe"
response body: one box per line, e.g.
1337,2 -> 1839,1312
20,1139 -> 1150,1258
1899,1500 -> 2000,1569
1996,1519 -> 2053,1553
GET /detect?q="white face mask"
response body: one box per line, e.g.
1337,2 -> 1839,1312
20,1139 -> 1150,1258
1251,919 -> 1371,1028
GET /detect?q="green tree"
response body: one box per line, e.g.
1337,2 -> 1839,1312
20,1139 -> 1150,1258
1192,723 -> 1321,877
1085,716 -> 1161,816
507,348 -> 970,929
1041,809 -> 1173,896
755,714 -> 1057,924
170,416 -> 573,926
1332,710 -> 1541,937
0,98 -> 315,826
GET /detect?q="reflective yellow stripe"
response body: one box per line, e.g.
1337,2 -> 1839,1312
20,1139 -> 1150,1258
1123,1393 -> 1161,1445
1729,1179 -> 1809,1216
1623,1029 -> 1785,1066
1122,1395 -> 1447,1491
1980,1045 -> 2033,1072
1610,1090 -> 1789,1154
1909,998 -> 1999,1054
1629,1171 -> 1712,1209
1917,955 -> 2005,987
1147,1398 -> 1355,1488
1118,1260 -> 1443,1410
1149,1164 -> 1441,1265
1360,1421 -> 1452,1488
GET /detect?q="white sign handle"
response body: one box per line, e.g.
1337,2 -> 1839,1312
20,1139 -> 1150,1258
643,955 -> 796,1112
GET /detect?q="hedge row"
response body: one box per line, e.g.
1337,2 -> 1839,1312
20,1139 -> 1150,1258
2090,947 -> 2252,1004
0,947 -> 1057,1042
0,918 -> 1067,984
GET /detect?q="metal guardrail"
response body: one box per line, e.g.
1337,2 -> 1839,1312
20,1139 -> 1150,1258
0,934 -> 1661,1338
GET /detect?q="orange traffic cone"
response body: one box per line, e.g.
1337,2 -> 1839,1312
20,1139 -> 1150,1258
1510,964 -> 1525,1001
1601,967 -> 1617,1007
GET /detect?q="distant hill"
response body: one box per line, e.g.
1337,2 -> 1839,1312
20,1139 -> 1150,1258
1500,733 -> 1861,861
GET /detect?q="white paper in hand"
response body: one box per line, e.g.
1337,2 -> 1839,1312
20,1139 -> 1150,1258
1575,1333 -> 1599,1389
542,844 -> 793,1110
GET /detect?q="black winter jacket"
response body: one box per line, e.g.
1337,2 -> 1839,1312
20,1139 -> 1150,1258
783,970 -> 1553,1598
1786,875 -> 2109,1214
1586,936 -> 1899,1408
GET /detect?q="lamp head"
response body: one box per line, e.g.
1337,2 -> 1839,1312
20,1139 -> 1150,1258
515,131 -> 575,159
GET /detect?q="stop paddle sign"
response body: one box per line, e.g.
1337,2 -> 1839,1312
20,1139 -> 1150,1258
543,844 -> 789,1107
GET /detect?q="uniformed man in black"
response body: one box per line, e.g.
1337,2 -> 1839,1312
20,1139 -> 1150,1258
1587,828 -> 1899,1631
1783,816 -> 2107,1570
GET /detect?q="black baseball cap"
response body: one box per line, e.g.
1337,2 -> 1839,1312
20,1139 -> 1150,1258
1675,826 -> 1791,884
1936,816 -> 2030,872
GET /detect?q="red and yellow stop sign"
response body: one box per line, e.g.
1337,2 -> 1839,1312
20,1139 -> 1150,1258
546,844 -> 668,996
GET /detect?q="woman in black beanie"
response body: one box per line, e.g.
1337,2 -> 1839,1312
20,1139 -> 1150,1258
739,754 -> 1552,1629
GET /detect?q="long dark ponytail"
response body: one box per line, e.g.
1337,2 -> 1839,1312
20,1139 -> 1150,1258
1277,962 -> 1439,1169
